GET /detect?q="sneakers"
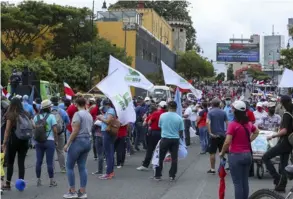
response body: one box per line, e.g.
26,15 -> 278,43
117,165 -> 122,169
136,166 -> 148,171
49,180 -> 57,187
92,171 -> 103,175
77,190 -> 87,199
37,179 -> 42,187
207,169 -> 216,174
99,174 -> 112,180
169,177 -> 175,182
63,191 -> 78,199
61,169 -> 66,173
153,177 -> 162,181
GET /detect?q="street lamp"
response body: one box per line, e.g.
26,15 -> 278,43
287,37 -> 293,49
268,49 -> 280,84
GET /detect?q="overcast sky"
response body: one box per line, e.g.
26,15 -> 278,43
8,0 -> 293,74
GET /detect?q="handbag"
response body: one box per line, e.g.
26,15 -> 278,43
106,117 -> 121,137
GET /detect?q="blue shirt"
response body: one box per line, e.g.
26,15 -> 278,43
58,103 -> 66,110
101,108 -> 116,131
159,112 -> 184,139
22,101 -> 34,118
224,105 -> 234,122
33,113 -> 57,141
135,104 -> 149,122
207,108 -> 227,136
51,106 -> 70,125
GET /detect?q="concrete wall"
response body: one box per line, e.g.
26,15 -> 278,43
172,26 -> 187,52
135,27 -> 176,96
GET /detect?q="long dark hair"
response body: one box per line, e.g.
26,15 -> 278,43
234,110 -> 249,124
281,96 -> 293,113
6,97 -> 25,116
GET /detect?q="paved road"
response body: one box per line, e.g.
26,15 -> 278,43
2,138 -> 287,199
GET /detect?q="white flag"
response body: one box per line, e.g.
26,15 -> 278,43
108,55 -> 154,90
161,61 -> 202,99
96,69 -> 136,125
278,68 -> 293,88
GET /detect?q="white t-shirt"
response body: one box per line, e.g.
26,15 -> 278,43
253,110 -> 268,127
190,106 -> 197,121
184,106 -> 193,120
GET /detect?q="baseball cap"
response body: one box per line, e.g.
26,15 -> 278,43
159,101 -> 167,108
256,102 -> 263,107
144,97 -> 150,101
267,102 -> 276,108
232,100 -> 246,112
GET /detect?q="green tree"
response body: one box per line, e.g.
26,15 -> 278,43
278,48 -> 293,69
176,50 -> 214,80
247,68 -> 270,80
109,0 -> 197,50
146,70 -> 164,85
1,55 -> 56,86
46,7 -> 97,58
50,56 -> 89,91
76,37 -> 132,83
1,1 -> 71,59
227,65 -> 234,80
216,72 -> 226,81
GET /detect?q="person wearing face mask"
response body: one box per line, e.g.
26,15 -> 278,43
224,94 -> 234,123
258,102 -> 281,131
253,102 -> 268,127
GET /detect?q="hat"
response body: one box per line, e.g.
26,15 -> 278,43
262,101 -> 268,107
267,102 -> 276,108
159,101 -> 167,108
103,99 -> 111,106
144,97 -> 150,101
256,102 -> 263,107
232,100 -> 246,111
41,99 -> 52,109
23,95 -> 29,101
89,98 -> 95,102
225,93 -> 232,99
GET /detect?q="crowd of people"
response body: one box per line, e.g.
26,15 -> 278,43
1,83 -> 293,199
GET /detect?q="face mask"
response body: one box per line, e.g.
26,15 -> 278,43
257,107 -> 263,112
269,108 -> 275,115
225,100 -> 231,106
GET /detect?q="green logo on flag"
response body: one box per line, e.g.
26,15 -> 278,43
114,92 -> 132,111
125,68 -> 141,82
180,78 -> 188,83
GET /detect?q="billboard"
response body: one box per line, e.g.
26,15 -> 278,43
216,43 -> 260,62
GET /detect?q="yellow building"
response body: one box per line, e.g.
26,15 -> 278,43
96,8 -> 174,68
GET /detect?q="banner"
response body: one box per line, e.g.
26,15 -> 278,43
108,55 -> 154,90
278,68 -> 293,88
96,69 -> 136,125
161,61 -> 202,99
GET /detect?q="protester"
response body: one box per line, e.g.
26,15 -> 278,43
154,101 -> 184,181
51,96 -> 70,173
196,102 -> 209,154
244,101 -> 256,123
34,99 -> 58,187
63,97 -> 93,198
22,95 -> 34,118
1,98 -> 30,190
262,95 -> 293,192
98,99 -> 116,180
66,97 -> 79,142
183,101 -> 192,146
9,69 -> 22,100
207,98 -> 228,174
137,101 -> 167,171
224,94 -> 234,122
258,102 -> 281,131
253,102 -> 268,127
115,124 -> 128,168
220,100 -> 259,199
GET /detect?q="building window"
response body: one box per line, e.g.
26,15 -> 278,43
180,28 -> 183,32
172,28 -> 174,32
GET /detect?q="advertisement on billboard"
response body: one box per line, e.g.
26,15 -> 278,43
216,43 -> 260,62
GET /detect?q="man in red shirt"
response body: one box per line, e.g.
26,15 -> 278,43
66,98 -> 79,143
137,101 -> 167,171
244,101 -> 255,123
114,125 -> 128,168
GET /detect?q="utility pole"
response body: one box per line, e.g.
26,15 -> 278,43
89,0 -> 94,90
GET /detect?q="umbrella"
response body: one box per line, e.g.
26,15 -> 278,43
218,157 -> 227,199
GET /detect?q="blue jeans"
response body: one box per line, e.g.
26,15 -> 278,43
199,126 -> 209,152
95,136 -> 104,173
228,152 -> 252,199
35,140 -> 55,178
134,122 -> 146,149
102,131 -> 114,174
66,137 -> 91,188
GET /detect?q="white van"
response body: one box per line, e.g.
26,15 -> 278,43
147,85 -> 173,102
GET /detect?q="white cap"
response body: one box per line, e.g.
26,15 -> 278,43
89,98 -> 95,102
267,102 -> 276,108
144,97 -> 150,101
232,100 -> 246,111
262,101 -> 268,107
159,101 -> 167,108
256,102 -> 263,107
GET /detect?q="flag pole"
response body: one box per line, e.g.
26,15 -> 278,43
87,68 -> 119,93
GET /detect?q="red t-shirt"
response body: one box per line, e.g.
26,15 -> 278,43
89,105 -> 99,121
227,121 -> 256,153
198,109 -> 208,128
117,125 -> 127,137
246,110 -> 255,123
148,109 -> 166,130
66,104 -> 78,133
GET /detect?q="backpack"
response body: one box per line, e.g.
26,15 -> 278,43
14,113 -> 33,140
106,117 -> 121,137
51,109 -> 64,134
33,114 -> 50,143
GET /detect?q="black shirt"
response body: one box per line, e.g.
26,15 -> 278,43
279,112 -> 293,149
10,74 -> 22,87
